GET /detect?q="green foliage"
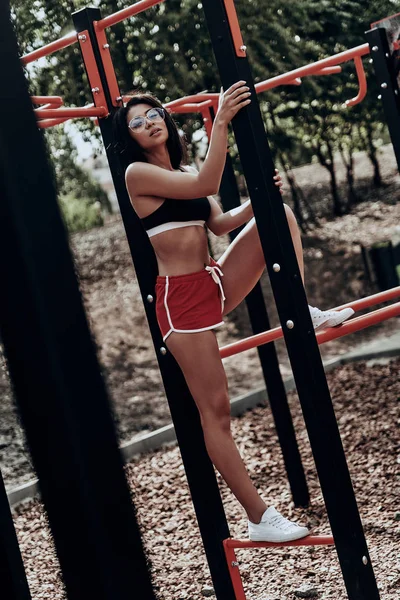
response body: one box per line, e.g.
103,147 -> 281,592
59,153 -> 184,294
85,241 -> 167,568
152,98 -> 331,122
44,125 -> 111,210
10,0 -> 400,220
59,193 -> 104,233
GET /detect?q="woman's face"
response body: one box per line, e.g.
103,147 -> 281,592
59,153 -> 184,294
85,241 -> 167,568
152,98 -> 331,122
126,103 -> 169,151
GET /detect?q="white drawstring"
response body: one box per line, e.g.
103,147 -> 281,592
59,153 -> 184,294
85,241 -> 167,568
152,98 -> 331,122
205,264 -> 226,309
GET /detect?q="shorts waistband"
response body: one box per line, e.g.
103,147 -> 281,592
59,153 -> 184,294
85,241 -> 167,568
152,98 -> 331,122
156,260 -> 220,285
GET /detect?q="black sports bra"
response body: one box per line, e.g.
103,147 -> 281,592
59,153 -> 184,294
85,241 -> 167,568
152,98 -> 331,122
141,196 -> 211,238
138,164 -> 211,238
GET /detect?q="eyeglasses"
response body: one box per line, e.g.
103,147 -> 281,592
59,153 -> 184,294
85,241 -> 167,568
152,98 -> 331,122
128,107 -> 166,133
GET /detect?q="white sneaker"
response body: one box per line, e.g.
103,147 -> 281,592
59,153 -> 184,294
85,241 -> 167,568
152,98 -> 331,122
248,506 -> 309,542
308,305 -> 354,330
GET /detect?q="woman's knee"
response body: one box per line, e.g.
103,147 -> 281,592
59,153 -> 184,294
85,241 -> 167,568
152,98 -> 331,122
199,392 -> 231,432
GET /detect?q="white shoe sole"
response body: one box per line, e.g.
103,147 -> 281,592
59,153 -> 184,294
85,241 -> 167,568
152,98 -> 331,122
249,527 -> 310,543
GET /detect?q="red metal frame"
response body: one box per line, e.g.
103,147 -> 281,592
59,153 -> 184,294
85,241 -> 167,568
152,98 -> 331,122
371,12 -> 400,28
35,106 -> 107,120
220,288 -> 400,359
22,0 -> 373,130
93,26 -> 122,107
96,0 -> 165,32
345,56 -> 367,107
200,104 -> 216,142
29,30 -> 109,126
254,44 -> 370,106
223,0 -> 246,58
316,66 -> 342,75
37,117 -> 71,129
32,96 -> 63,107
21,31 -> 77,65
223,535 -> 334,599
77,30 -> 109,114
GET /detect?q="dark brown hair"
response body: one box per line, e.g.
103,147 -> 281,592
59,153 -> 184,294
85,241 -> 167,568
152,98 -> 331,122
112,91 -> 187,172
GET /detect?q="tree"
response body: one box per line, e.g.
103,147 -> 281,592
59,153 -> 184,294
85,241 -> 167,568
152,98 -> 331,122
10,0 -> 400,223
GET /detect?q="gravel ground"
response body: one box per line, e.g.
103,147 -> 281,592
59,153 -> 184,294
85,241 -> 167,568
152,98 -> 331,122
12,357 -> 400,599
1,145 -> 399,598
1,146 -> 400,492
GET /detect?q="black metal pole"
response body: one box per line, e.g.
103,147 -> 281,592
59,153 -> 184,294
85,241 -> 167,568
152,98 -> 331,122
72,7 -> 237,599
367,26 -> 400,172
0,7 -> 156,600
0,471 -> 32,600
210,107 -> 308,507
202,2 -> 379,599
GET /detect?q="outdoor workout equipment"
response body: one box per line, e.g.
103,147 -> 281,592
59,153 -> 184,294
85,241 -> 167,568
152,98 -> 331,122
0,6 -> 156,600
1,1 -> 400,599
367,13 -> 400,171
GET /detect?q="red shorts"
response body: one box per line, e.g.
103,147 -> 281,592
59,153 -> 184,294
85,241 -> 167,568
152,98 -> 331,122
155,258 -> 225,341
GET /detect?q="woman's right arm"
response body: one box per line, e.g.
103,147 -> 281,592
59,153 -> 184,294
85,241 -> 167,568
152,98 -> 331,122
126,80 -> 251,200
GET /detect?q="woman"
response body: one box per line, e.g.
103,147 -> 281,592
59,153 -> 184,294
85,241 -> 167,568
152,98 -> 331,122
113,81 -> 353,542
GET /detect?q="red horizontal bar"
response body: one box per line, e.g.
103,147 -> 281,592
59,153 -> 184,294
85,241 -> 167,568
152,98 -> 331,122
220,325 -> 281,359
35,107 -> 107,119
165,93 -> 218,110
97,0 -> 165,31
224,535 -> 334,549
220,288 -> 400,359
331,286 -> 400,312
164,45 -> 367,118
21,32 -> 77,65
286,77 -> 302,86
169,100 -> 213,115
315,66 -> 342,75
315,302 -> 400,344
255,43 -> 369,94
31,96 -> 63,107
37,118 -> 70,129
169,103 -> 204,114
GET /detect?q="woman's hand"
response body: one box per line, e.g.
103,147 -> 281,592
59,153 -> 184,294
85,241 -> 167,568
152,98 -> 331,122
274,169 -> 284,195
215,80 -> 251,126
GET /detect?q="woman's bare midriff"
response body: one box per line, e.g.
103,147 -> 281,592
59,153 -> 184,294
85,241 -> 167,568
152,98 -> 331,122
151,225 -> 211,276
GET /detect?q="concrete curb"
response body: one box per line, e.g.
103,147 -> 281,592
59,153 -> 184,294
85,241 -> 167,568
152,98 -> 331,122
7,344 -> 399,507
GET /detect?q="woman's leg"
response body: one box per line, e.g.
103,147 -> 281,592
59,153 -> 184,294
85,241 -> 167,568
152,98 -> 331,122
219,204 -> 303,315
166,329 -> 267,524
218,204 -> 354,327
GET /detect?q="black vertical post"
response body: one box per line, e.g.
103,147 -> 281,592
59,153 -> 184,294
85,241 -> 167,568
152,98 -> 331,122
72,7 -> 236,599
367,26 -> 400,172
211,107 -> 308,507
0,471 -> 32,600
0,7 -> 156,600
202,2 -> 380,599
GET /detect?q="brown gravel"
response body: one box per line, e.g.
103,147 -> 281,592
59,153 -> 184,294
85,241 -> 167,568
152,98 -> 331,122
12,357 -> 400,599
1,144 -> 399,597
1,146 -> 400,490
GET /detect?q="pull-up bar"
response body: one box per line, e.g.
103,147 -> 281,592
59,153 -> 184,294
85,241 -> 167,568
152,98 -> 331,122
35,106 -> 107,119
95,0 -> 165,32
21,31 -> 77,65
220,287 -> 400,359
26,6 -> 372,128
32,96 -> 63,107
255,44 -> 369,106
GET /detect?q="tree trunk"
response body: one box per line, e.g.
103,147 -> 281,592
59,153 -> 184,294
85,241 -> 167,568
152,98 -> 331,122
277,151 -> 316,231
315,141 -> 344,216
363,124 -> 382,187
339,137 -> 359,210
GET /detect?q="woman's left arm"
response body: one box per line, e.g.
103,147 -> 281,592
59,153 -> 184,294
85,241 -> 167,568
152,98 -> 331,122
207,169 -> 284,237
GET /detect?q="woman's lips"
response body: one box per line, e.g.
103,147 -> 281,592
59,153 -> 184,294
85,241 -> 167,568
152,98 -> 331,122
150,128 -> 162,136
